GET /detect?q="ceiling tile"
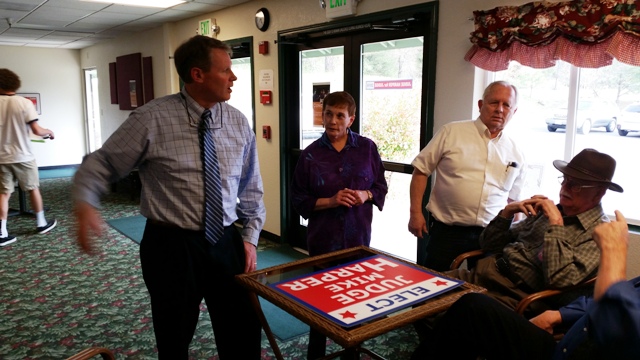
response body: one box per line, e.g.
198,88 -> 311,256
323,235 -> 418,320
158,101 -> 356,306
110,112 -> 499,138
100,4 -> 166,16
0,0 -> 41,12
44,0 -> 107,11
26,6 -> 98,21
195,0 -> 250,5
3,27 -> 52,37
174,2 -> 224,13
59,40 -> 99,49
0,0 -> 252,49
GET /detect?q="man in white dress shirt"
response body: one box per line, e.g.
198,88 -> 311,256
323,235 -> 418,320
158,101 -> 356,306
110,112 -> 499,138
408,81 -> 526,271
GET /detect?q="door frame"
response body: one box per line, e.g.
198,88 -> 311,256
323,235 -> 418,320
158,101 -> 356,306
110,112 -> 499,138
225,37 -> 256,131
82,67 -> 100,153
277,3 -> 439,250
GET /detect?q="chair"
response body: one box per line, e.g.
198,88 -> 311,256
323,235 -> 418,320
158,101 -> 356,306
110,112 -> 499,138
110,169 -> 141,200
66,347 -> 115,360
514,276 -> 596,315
450,250 -> 596,316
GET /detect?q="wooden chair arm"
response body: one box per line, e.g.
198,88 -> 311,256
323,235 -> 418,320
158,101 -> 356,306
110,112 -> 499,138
66,347 -> 115,360
450,249 -> 485,270
515,289 -> 563,314
515,276 -> 597,315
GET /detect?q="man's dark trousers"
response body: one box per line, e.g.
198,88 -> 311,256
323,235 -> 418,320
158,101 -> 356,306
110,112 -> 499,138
140,222 -> 261,359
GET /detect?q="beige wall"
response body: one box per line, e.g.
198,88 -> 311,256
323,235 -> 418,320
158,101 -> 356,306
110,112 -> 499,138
3,0 -> 638,276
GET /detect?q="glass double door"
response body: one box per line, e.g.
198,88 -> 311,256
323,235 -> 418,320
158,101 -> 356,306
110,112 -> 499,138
281,5 -> 437,262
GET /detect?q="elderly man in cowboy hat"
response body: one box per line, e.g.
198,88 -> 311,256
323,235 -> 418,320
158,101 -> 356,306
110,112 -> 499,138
448,148 -> 622,312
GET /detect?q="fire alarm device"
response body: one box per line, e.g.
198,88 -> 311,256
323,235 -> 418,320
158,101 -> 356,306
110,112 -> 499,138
259,41 -> 269,55
262,125 -> 271,139
260,90 -> 272,104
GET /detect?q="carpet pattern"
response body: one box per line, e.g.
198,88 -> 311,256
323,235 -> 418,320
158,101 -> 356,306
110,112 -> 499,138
0,177 -> 419,359
107,214 -> 310,341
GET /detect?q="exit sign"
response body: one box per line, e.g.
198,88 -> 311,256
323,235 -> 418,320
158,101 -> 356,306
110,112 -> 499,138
199,19 -> 212,37
326,0 -> 357,19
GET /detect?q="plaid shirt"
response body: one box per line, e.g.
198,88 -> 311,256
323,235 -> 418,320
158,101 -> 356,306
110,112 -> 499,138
73,89 -> 265,246
480,204 -> 607,292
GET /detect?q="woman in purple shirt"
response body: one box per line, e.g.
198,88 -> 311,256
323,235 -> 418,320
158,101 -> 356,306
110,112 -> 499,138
291,91 -> 388,359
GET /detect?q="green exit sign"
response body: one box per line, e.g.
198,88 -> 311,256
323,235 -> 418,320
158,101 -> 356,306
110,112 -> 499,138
330,0 -> 348,8
326,0 -> 357,19
199,19 -> 212,37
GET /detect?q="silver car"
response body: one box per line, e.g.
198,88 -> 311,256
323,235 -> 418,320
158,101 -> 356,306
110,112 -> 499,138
545,100 -> 618,134
617,103 -> 640,136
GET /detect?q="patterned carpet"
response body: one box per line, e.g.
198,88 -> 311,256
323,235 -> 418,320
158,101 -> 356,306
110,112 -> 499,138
0,177 -> 419,359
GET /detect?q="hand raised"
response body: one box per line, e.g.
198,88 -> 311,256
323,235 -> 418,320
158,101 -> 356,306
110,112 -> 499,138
593,210 -> 628,252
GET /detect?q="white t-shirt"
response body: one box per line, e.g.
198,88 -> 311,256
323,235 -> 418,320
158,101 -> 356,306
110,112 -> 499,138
412,118 -> 526,227
0,95 -> 39,164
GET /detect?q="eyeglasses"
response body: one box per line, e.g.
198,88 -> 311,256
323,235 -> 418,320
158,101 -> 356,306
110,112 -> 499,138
557,176 -> 600,193
181,93 -> 223,130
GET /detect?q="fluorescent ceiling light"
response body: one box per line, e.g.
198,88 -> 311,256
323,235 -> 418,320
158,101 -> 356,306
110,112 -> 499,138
81,0 -> 187,8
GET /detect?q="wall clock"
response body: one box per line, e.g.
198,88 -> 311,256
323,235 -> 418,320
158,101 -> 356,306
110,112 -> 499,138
255,8 -> 270,32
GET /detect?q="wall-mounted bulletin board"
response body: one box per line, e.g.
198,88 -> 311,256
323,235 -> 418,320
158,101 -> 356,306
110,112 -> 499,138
109,53 -> 154,111
109,62 -> 118,104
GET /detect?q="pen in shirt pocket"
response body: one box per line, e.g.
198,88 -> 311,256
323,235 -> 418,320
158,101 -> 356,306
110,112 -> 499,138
506,161 -> 519,172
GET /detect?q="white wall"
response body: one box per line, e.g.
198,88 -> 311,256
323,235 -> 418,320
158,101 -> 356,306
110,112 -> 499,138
0,46 -> 85,167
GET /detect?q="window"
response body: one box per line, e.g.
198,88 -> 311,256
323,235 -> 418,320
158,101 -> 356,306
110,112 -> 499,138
491,59 -> 637,224
225,39 -> 254,131
228,57 -> 253,130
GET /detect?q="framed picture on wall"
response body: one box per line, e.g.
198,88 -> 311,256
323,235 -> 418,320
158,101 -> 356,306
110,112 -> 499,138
17,93 -> 41,115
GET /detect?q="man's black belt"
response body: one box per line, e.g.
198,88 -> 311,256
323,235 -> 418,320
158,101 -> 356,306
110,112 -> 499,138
147,219 -> 183,230
147,219 -> 233,232
428,213 -> 484,232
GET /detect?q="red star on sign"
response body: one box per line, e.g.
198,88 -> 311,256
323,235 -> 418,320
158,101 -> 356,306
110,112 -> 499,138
340,310 -> 357,319
433,280 -> 448,286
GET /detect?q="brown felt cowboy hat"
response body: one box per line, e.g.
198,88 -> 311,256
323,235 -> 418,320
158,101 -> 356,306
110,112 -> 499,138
553,148 -> 623,193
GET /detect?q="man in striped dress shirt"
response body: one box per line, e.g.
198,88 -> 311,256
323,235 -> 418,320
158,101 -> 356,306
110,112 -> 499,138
73,36 -> 265,359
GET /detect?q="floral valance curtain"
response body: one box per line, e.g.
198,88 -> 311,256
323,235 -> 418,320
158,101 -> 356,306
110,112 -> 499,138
465,0 -> 640,71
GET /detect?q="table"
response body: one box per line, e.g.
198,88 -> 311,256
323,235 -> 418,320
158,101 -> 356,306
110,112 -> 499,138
8,186 -> 49,217
8,187 -> 29,217
236,246 -> 486,360
110,169 -> 141,200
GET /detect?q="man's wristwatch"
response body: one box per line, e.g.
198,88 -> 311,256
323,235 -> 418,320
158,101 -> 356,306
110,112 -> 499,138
366,190 -> 373,202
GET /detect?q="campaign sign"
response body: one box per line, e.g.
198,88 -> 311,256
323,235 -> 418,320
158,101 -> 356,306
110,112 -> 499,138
270,255 -> 463,327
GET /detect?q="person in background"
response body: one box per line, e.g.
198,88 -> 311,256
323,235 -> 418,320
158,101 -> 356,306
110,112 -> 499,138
411,210 -> 639,360
408,80 -> 526,271
448,148 -> 622,311
0,68 -> 57,247
291,91 -> 388,359
72,36 -> 265,359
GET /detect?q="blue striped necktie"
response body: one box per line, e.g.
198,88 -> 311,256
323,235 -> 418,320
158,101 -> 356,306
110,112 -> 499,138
199,109 -> 224,245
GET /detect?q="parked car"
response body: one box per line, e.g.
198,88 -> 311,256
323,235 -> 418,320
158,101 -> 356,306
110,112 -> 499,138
545,99 -> 618,134
617,102 -> 640,136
